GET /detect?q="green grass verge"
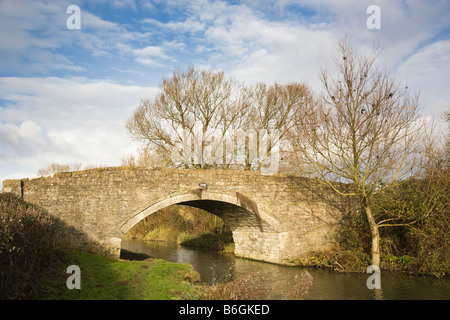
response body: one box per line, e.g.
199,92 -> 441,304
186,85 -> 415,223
37,249 -> 201,300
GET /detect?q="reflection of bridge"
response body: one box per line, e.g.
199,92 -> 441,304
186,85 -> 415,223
2,167 -> 347,265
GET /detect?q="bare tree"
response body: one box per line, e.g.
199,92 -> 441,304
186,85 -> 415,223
126,66 -> 251,169
250,82 -> 314,171
126,66 -> 313,173
121,146 -> 168,168
292,39 -> 424,267
444,111 -> 450,161
38,163 -> 82,176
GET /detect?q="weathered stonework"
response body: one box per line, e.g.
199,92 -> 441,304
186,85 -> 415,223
2,167 -> 349,265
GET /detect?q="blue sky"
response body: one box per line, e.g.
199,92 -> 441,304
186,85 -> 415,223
1,0 -> 450,185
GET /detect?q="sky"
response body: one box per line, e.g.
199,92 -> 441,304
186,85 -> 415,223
1,0 -> 450,187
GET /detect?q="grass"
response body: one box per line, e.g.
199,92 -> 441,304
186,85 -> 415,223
34,248 -> 317,300
37,249 -> 201,300
36,249 -> 269,300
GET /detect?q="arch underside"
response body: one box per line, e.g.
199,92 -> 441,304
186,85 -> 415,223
118,191 -> 287,263
119,191 -> 280,236
179,199 -> 275,233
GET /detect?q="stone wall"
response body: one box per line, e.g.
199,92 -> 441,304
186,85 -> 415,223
2,167 -> 349,265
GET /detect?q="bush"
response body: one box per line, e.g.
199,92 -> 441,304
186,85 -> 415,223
374,170 -> 450,276
199,271 -> 265,300
0,193 -> 58,299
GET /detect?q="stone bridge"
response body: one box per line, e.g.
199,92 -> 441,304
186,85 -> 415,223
2,167 -> 349,265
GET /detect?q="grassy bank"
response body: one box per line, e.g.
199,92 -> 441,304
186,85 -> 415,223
36,249 -> 267,300
37,249 -> 202,300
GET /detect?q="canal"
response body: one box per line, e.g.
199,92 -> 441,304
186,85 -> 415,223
121,239 -> 449,300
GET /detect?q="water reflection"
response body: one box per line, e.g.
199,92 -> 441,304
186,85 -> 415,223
121,239 -> 449,300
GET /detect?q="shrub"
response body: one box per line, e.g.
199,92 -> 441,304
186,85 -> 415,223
0,193 -> 58,299
374,171 -> 449,276
199,271 -> 265,300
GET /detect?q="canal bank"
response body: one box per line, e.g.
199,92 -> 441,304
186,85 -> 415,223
36,249 -> 202,300
122,239 -> 450,300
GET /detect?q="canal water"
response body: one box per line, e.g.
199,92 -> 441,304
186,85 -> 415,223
121,239 -> 449,300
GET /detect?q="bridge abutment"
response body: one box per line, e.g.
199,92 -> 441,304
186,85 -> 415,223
233,230 -> 289,263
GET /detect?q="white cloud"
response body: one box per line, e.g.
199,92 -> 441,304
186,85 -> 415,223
0,121 -> 46,156
133,46 -> 170,59
111,0 -> 137,10
132,46 -> 170,67
131,42 -> 187,67
18,121 -> 48,149
81,10 -> 124,31
142,17 -> 206,34
189,0 -> 450,108
0,0 -> 81,73
397,40 -> 450,116
0,0 -> 157,72
0,77 -> 158,183
163,1 -> 337,88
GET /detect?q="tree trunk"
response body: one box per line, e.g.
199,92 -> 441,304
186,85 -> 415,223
365,204 -> 381,267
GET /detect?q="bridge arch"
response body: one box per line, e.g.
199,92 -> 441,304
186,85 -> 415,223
118,191 -> 287,263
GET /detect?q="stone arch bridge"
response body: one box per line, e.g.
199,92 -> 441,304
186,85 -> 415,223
2,167 -> 348,265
